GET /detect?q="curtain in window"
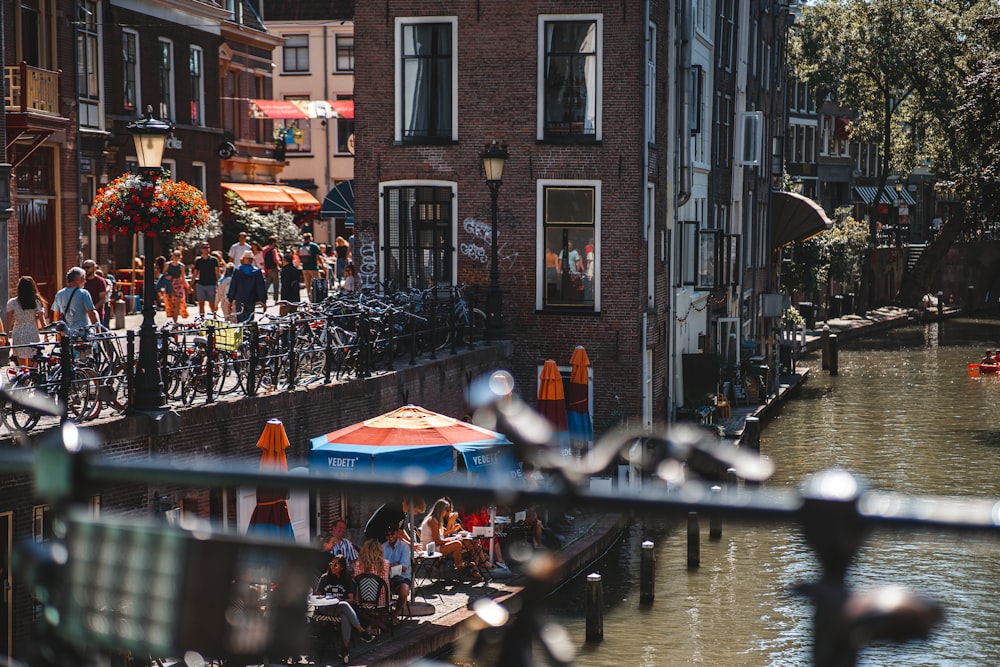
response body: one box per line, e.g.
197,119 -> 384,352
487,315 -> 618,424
402,24 -> 451,139
544,21 -> 596,134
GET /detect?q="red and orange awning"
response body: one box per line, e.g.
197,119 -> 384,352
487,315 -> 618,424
221,182 -> 320,214
250,99 -> 354,120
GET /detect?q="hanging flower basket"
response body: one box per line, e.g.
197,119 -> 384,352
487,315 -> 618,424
91,172 -> 210,237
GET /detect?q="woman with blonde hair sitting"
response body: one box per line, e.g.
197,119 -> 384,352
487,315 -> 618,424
420,498 -> 486,580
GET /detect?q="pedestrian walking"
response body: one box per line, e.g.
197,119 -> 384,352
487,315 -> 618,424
227,251 -> 266,323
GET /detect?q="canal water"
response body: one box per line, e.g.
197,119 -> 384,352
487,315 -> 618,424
541,317 -> 1000,666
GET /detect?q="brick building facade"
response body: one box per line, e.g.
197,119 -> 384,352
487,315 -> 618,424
353,1 -> 673,431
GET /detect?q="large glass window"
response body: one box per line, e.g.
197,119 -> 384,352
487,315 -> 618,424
336,95 -> 354,155
283,34 -> 309,73
158,38 -> 174,121
336,35 -> 354,72
540,184 -> 598,310
122,30 -> 139,113
382,185 -> 453,289
540,17 -> 601,140
190,46 -> 204,126
76,0 -> 101,128
398,20 -> 454,142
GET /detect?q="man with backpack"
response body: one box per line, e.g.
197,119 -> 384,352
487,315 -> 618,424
262,235 -> 281,304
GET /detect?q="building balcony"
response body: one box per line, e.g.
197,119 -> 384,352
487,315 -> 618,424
4,61 -> 69,167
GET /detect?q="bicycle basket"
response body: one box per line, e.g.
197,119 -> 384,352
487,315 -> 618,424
201,319 -> 242,352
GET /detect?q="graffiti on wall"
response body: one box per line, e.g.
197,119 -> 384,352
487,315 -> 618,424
460,216 -> 518,269
355,228 -> 379,289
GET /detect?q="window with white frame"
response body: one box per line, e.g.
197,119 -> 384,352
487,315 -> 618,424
539,182 -> 599,311
335,35 -> 354,72
396,17 -> 456,143
539,15 -> 602,141
716,0 -> 736,71
283,34 -> 309,73
381,183 -> 455,289
77,0 -> 102,128
646,22 -> 656,143
694,0 -> 711,37
190,46 -> 204,126
158,38 -> 174,121
191,162 -> 206,194
738,111 -> 763,166
123,29 -> 140,113
335,94 -> 354,155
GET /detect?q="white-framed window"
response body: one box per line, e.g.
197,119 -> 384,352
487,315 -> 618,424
189,46 -> 204,126
379,181 -> 457,289
335,94 -> 354,155
191,162 -> 206,193
277,95 -> 312,153
335,35 -> 354,72
122,29 -> 140,113
694,0 -> 711,37
77,0 -> 102,128
536,180 -> 601,312
394,17 -> 457,143
158,38 -> 174,121
716,0 -> 736,72
738,111 -> 763,166
537,14 -> 603,141
646,22 -> 656,143
283,34 -> 309,73
32,505 -> 53,543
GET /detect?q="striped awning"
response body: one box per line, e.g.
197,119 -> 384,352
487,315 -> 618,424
853,186 -> 916,206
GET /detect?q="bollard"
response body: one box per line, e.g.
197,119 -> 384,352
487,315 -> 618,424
114,297 -> 126,330
821,324 -> 830,370
687,512 -> 700,569
829,333 -> 839,376
585,573 -> 604,641
743,416 -> 760,452
639,541 -> 655,602
709,486 -> 723,540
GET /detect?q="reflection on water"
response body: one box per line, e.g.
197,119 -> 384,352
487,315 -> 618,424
543,318 -> 1000,666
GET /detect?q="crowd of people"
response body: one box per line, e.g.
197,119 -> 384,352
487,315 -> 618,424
308,496 -> 560,663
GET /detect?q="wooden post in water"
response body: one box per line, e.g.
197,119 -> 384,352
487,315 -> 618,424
829,334 -> 839,376
709,486 -> 723,540
687,512 -> 700,568
821,324 -> 830,370
585,573 -> 604,641
639,541 -> 655,602
743,416 -> 760,452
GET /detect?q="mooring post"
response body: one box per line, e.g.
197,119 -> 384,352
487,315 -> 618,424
687,512 -> 700,568
743,416 -> 760,452
821,324 -> 830,370
829,333 -> 839,376
709,485 -> 723,540
585,572 -> 604,641
639,541 -> 655,602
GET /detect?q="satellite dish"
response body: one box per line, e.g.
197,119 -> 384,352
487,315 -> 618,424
217,142 -> 236,159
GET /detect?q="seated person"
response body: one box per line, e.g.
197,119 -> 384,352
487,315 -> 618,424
313,555 -> 375,659
983,350 -> 994,365
419,498 -> 487,579
459,506 -> 509,571
442,496 -> 464,537
523,507 -> 544,548
382,527 -> 412,623
353,539 -> 393,632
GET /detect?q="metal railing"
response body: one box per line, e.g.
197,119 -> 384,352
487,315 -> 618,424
1,371 -> 996,667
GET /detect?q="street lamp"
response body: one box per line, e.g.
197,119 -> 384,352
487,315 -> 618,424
480,140 -> 509,341
127,108 -> 173,413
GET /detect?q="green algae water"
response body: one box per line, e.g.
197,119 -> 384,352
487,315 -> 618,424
538,317 -> 1000,666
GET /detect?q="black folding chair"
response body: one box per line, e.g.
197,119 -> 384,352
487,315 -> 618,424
355,573 -> 394,636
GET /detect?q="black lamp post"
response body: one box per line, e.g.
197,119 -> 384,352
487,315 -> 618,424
480,140 -> 508,341
127,108 -> 172,413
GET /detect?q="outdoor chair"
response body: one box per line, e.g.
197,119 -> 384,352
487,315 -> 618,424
355,573 -> 394,636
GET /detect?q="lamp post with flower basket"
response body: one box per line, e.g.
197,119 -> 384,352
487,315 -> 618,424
90,108 -> 209,413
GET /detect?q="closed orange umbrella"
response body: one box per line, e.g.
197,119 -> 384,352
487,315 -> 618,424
537,359 -> 570,455
567,346 -> 593,453
249,419 -> 294,539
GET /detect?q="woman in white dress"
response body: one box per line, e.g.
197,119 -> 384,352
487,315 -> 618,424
6,276 -> 47,366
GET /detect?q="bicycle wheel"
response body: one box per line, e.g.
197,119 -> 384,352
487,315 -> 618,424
5,373 -> 42,432
58,366 -> 99,423
75,366 -> 103,421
